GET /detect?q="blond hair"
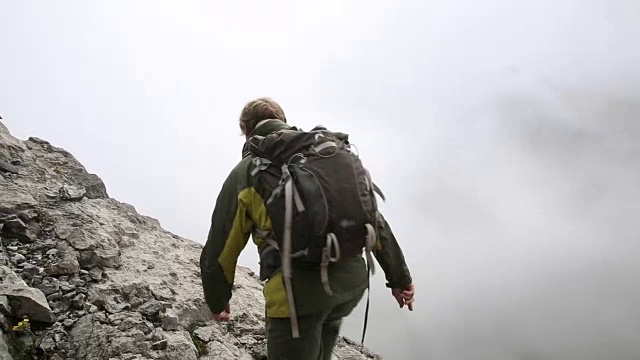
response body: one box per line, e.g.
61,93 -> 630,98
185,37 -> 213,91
239,97 -> 287,136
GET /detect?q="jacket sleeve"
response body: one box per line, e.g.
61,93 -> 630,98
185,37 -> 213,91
373,212 -> 413,289
200,170 -> 253,314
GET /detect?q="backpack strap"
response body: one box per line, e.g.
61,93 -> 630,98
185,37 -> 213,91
360,223 -> 377,347
251,157 -> 273,176
320,233 -> 341,296
281,164 -> 303,339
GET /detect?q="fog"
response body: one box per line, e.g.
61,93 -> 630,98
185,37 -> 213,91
2,1 -> 639,359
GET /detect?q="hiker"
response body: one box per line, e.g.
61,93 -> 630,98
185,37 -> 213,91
199,97 -> 415,360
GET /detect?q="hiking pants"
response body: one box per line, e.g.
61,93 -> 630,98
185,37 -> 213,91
266,294 -> 364,360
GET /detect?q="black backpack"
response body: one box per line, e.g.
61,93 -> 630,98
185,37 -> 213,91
248,125 -> 385,339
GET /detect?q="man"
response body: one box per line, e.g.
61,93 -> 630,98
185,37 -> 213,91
200,97 -> 415,359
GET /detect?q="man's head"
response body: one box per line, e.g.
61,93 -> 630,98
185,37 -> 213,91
239,97 -> 287,138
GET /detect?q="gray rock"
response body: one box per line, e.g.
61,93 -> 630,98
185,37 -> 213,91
72,294 -> 86,309
89,267 -> 103,281
45,243 -> 80,276
62,291 -> 77,300
69,278 -> 85,287
137,299 -> 171,318
161,308 -> 180,331
58,185 -> 86,201
38,333 -> 57,352
193,326 -> 214,342
59,281 -> 75,292
0,283 -> 55,322
38,282 -> 60,296
0,296 -> 11,315
46,292 -> 62,301
95,248 -> 121,268
0,159 -> 20,174
10,253 -> 26,264
150,285 -> 175,302
0,266 -> 23,285
150,327 -> 165,342
203,339 -> 253,360
115,313 -> 154,334
0,333 -> 13,360
151,339 -> 168,350
162,331 -> 198,360
0,216 -> 36,243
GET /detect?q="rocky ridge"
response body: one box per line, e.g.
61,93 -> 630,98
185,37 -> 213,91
0,120 -> 381,359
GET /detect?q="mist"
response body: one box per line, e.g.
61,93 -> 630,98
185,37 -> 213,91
2,1 -> 639,359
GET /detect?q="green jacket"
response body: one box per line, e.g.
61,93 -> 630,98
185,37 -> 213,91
200,119 -> 413,318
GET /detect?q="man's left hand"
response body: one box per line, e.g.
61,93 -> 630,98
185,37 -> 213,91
213,302 -> 231,322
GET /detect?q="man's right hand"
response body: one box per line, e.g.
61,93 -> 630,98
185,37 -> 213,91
392,283 -> 415,311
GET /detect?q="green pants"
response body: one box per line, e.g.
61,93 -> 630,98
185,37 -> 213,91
266,293 -> 364,360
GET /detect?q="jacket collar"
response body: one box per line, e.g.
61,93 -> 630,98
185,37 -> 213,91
241,119 -> 291,157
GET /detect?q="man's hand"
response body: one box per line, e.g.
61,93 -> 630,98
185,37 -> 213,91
392,283 -> 415,311
213,302 -> 231,322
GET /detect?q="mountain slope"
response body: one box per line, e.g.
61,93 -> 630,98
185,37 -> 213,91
0,120 -> 380,359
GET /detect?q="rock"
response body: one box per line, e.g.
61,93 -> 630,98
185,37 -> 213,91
72,294 -> 86,309
193,326 -> 214,342
0,333 -> 13,360
38,282 -> 60,296
63,319 -> 75,328
162,331 -> 198,360
150,285 -> 175,302
161,308 -> 180,331
151,339 -> 168,350
62,290 -> 77,300
0,296 -> 11,315
93,312 -> 108,323
115,313 -> 154,334
45,243 -> 80,276
203,339 -> 254,360
10,253 -> 26,264
89,268 -> 103,281
137,299 -> 171,318
58,185 -> 85,201
69,278 -> 85,287
0,266 -> 23,285
150,327 -> 165,342
0,314 -> 8,333
0,159 -> 20,174
0,215 -> 36,243
95,248 -> 121,268
0,283 -> 55,322
59,281 -> 75,292
38,333 -> 57,352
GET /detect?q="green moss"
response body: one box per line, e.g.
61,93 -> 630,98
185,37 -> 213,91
190,335 -> 208,357
187,321 -> 209,356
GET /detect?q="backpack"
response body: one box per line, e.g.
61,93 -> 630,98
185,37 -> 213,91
247,125 -> 385,339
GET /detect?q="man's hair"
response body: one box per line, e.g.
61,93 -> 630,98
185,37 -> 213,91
239,97 -> 287,136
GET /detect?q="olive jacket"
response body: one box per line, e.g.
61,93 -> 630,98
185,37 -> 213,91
200,119 -> 413,318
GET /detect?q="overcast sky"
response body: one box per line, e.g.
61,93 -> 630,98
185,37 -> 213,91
2,1 -> 639,359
